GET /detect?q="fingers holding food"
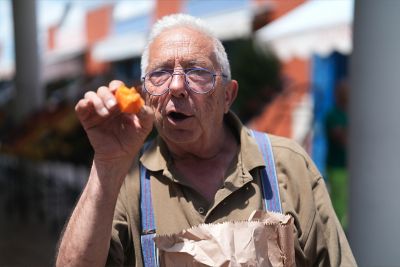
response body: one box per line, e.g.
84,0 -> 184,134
115,85 -> 144,114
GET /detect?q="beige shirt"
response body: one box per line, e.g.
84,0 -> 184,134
107,113 -> 357,267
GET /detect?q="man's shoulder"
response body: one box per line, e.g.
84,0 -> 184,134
267,134 -> 307,156
266,133 -> 321,180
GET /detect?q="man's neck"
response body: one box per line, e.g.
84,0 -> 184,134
167,122 -> 230,160
166,123 -> 239,203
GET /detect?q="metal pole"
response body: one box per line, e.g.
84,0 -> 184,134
349,0 -> 400,265
12,0 -> 43,123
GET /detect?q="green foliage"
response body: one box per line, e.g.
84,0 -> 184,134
224,39 -> 281,123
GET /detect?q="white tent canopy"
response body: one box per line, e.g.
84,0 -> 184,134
92,32 -> 148,63
255,0 -> 354,61
202,8 -> 252,41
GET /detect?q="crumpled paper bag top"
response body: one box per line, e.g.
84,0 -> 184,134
154,210 -> 295,267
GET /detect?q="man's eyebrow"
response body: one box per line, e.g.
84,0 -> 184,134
185,59 -> 212,69
149,59 -> 211,71
150,60 -> 173,70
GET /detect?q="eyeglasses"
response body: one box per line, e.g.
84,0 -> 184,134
142,68 -> 228,96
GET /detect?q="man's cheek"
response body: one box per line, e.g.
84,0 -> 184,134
202,97 -> 219,114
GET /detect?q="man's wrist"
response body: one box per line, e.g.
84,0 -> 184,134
89,158 -> 131,194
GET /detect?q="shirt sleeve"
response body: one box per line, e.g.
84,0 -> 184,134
272,136 -> 357,266
307,176 -> 357,267
106,175 -> 137,267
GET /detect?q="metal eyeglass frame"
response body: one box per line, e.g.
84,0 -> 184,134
142,67 -> 228,96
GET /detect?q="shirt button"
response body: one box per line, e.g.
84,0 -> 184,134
198,207 -> 205,214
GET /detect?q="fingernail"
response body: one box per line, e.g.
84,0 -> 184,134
100,107 -> 109,116
106,99 -> 116,109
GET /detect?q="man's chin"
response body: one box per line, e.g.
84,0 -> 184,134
160,128 -> 200,146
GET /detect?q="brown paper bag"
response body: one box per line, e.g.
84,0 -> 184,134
154,211 -> 295,267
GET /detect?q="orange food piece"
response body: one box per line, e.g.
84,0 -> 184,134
115,85 -> 144,114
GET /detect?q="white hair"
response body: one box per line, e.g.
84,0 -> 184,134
140,13 -> 231,80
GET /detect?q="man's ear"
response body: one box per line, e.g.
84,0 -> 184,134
224,79 -> 238,113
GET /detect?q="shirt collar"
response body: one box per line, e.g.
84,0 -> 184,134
225,111 -> 266,171
140,136 -> 169,172
140,111 -> 266,174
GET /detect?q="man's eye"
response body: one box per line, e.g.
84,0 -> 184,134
186,67 -> 206,73
158,69 -> 173,74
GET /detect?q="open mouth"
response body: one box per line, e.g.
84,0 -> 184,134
167,111 -> 191,121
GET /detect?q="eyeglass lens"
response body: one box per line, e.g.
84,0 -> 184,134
145,69 -> 215,95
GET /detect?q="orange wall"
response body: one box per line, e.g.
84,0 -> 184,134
85,5 -> 113,76
47,25 -> 57,51
283,58 -> 310,84
153,0 -> 183,22
86,5 -> 113,46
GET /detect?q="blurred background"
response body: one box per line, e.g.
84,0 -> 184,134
0,0 -> 399,266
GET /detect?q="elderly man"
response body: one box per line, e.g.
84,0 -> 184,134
56,14 -> 356,266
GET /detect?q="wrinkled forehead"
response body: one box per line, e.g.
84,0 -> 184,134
148,27 -> 218,70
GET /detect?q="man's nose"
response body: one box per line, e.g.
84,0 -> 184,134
169,73 -> 188,98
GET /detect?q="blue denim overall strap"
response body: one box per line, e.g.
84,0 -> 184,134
139,143 -> 159,267
250,130 -> 282,213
